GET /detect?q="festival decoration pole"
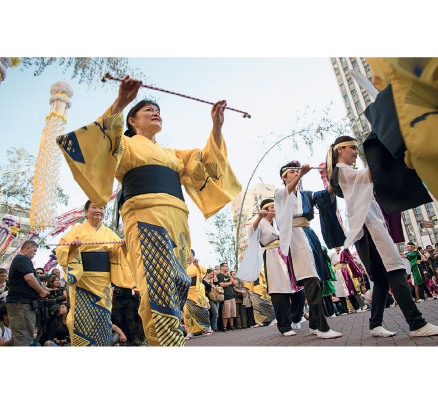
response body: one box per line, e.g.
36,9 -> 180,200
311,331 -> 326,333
30,82 -> 73,231
101,72 -> 252,118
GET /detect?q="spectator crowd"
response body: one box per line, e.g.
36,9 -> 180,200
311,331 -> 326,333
1,242 -> 438,346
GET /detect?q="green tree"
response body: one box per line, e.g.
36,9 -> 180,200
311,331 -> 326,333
0,147 -> 69,211
19,57 -> 152,89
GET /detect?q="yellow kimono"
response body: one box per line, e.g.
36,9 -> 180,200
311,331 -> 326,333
56,221 -> 135,346
367,57 -> 438,200
56,107 -> 242,346
243,269 -> 275,325
183,263 -> 210,334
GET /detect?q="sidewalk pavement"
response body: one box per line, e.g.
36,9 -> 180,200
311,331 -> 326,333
186,299 -> 438,347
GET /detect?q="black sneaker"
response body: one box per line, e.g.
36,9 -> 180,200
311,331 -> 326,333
222,328 -> 228,332
229,326 -> 235,331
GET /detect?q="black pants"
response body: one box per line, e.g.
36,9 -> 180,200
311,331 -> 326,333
302,278 -> 330,332
385,292 -> 395,308
339,295 -> 360,312
246,306 -> 255,327
323,295 -> 335,317
112,296 -> 138,340
270,290 -> 305,334
418,283 -> 433,299
355,225 -> 426,331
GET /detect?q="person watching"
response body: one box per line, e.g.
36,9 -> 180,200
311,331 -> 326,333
44,302 -> 71,346
0,269 -> 8,303
202,269 -> 219,332
6,241 -> 52,346
0,304 -> 12,346
216,263 -> 237,331
46,274 -> 68,301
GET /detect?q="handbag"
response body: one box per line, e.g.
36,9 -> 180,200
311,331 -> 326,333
208,284 -> 224,303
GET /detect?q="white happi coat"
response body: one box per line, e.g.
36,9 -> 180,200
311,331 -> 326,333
275,187 -> 319,282
337,163 -> 404,272
238,218 -> 294,294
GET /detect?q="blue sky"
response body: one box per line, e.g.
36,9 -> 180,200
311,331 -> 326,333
1,58 -> 350,267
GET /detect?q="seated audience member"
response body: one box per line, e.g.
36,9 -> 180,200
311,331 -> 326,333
0,303 -> 12,346
112,323 -> 128,346
360,285 -> 372,310
332,295 -> 347,316
45,302 -> 70,346
30,327 -> 41,346
424,272 -> 438,298
0,269 -> 8,303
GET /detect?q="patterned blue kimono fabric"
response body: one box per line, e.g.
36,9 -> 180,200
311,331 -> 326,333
299,191 -> 331,282
313,189 -> 346,249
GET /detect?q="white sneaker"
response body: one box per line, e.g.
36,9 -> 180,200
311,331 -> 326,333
283,330 -> 296,337
370,326 -> 396,337
415,299 -> 424,303
331,314 -> 336,317
269,320 -> 278,326
309,328 -> 318,335
389,303 -> 396,308
291,322 -> 301,331
341,313 -> 349,316
427,297 -> 434,301
300,316 -> 307,324
410,323 -> 438,337
317,329 -> 342,339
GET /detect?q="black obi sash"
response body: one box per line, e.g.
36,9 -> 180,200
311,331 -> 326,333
81,251 -> 111,272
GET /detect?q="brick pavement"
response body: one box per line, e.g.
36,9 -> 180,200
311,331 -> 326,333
186,299 -> 438,347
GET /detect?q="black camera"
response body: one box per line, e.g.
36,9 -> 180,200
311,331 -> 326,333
113,286 -> 123,297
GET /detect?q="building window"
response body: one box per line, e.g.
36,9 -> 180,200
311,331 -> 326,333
341,57 -> 346,63
344,67 -> 349,74
348,107 -> 353,114
363,125 -> 369,131
352,119 -> 357,126
344,95 -> 349,102
406,224 -> 415,237
353,61 -> 358,68
402,211 -> 411,222
352,89 -> 357,96
431,215 -> 438,229
347,78 -> 353,84
365,65 -> 371,71
360,114 -> 366,122
333,62 -> 338,69
235,208 -> 241,215
365,95 -> 370,102
356,101 -> 362,109
414,207 -> 423,220
340,84 -> 345,91
370,76 -> 374,83
427,203 -> 435,214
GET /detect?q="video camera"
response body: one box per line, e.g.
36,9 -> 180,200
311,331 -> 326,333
35,285 -> 67,334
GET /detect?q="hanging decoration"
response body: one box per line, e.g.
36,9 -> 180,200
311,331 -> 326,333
0,228 -> 39,269
43,249 -> 58,274
0,217 -> 20,260
30,82 -> 73,230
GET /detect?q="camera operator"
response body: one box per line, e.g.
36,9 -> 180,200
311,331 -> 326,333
112,284 -> 141,345
6,241 -> 52,346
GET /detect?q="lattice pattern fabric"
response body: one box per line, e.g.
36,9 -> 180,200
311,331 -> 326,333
185,299 -> 210,327
73,286 -> 112,346
138,221 -> 191,346
253,292 -> 276,323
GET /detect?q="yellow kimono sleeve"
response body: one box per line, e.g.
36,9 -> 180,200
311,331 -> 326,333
367,57 -> 438,200
56,226 -> 84,286
178,132 -> 242,219
110,248 -> 136,290
243,281 -> 254,292
56,106 -> 125,208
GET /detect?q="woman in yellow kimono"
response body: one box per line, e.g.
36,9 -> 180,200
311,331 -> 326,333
183,249 -> 212,340
56,200 -> 135,346
56,77 -> 242,346
243,268 -> 277,327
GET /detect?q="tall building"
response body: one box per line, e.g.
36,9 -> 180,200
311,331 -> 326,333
232,183 -> 275,260
330,57 -> 438,249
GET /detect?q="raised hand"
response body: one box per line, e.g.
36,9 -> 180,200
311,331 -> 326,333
112,76 -> 143,114
211,100 -> 226,148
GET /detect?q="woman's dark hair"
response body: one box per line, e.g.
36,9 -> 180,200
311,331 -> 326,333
260,198 -> 274,210
191,249 -> 195,257
206,269 -> 213,274
47,274 -> 59,289
424,272 -> 431,280
84,200 -> 106,212
0,268 -> 7,275
124,99 -> 161,138
326,135 -> 356,179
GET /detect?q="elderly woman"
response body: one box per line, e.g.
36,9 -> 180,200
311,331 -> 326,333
56,77 -> 242,346
56,200 -> 135,346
